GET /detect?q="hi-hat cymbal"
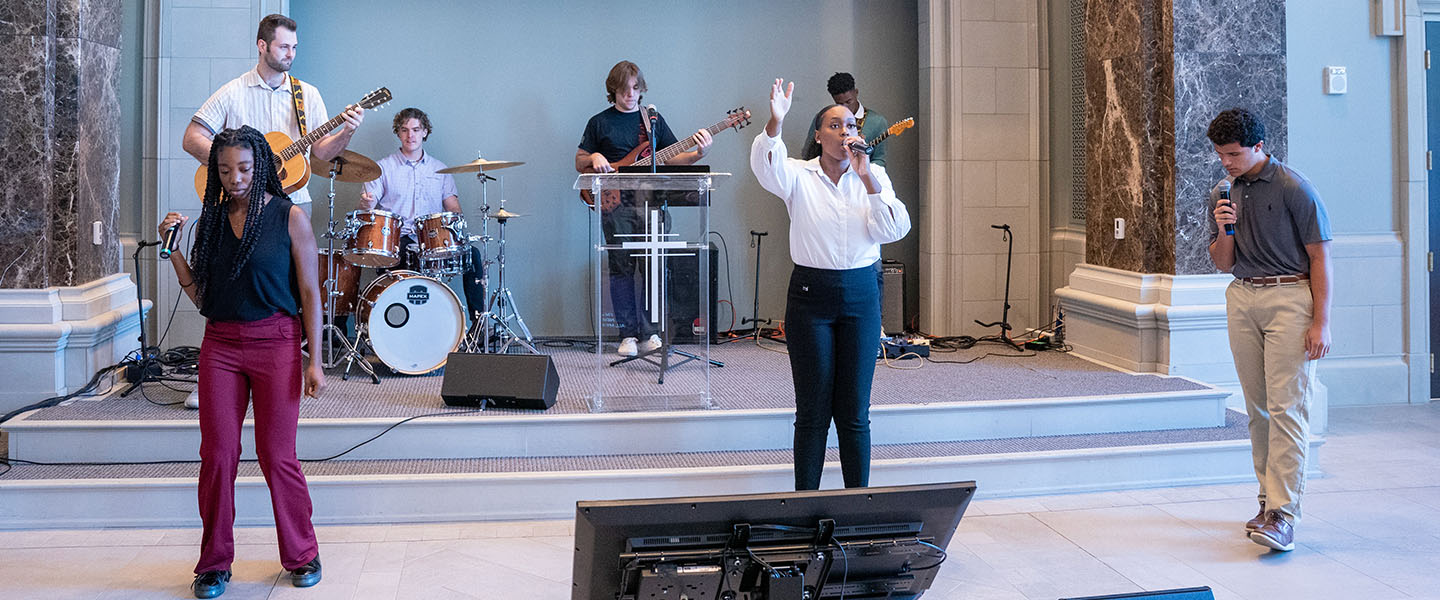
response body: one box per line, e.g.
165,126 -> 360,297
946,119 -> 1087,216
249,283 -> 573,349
311,150 -> 381,183
436,158 -> 525,174
487,208 -> 522,220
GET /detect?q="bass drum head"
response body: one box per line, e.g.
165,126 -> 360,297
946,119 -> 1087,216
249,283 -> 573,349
360,271 -> 463,375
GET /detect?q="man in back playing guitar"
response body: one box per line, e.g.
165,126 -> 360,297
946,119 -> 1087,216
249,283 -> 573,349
178,14 -> 364,410
182,13 -> 365,210
575,60 -> 713,356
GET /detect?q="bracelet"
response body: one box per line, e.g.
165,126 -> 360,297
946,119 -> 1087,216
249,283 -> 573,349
178,279 -> 195,288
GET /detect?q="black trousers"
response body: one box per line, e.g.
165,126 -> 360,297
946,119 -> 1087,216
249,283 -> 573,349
785,262 -> 882,490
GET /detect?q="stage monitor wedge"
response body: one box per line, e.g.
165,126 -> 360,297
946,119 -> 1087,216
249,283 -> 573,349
441,352 -> 559,410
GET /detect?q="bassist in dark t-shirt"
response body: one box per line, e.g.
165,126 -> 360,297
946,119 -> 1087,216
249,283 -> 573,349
575,60 -> 713,357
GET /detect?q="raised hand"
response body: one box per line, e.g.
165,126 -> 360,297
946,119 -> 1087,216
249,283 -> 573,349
770,78 -> 794,121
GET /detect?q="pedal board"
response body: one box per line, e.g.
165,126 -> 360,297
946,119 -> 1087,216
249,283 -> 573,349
880,336 -> 930,360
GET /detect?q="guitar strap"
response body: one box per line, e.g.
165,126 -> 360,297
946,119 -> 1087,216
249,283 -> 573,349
289,75 -> 309,139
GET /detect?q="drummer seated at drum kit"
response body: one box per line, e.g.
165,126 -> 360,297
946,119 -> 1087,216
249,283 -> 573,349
335,108 -> 485,332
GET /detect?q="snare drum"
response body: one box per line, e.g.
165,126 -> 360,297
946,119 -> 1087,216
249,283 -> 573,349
344,209 -> 403,268
415,212 -> 467,260
357,270 -> 464,374
317,248 -> 360,315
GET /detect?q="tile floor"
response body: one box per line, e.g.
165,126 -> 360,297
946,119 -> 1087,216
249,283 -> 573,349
1,403 -> 1437,599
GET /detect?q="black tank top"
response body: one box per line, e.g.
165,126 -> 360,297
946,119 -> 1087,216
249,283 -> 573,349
200,196 -> 300,322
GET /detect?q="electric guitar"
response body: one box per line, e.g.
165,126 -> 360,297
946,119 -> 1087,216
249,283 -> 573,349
579,107 -> 752,211
193,87 -> 393,198
867,117 -> 914,149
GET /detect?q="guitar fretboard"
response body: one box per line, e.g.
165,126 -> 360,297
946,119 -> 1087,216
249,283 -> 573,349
278,114 -> 349,161
634,118 -> 737,167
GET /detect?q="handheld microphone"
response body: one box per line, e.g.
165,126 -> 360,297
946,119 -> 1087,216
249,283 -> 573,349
158,223 -> 180,259
846,139 -> 873,156
1218,179 -> 1234,236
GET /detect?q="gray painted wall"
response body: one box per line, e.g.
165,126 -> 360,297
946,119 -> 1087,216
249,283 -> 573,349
281,0 -> 920,337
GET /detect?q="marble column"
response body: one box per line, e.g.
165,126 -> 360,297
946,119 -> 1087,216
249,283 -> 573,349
1083,0 -> 1286,274
1057,0 -> 1303,418
0,0 -> 136,414
0,0 -> 123,289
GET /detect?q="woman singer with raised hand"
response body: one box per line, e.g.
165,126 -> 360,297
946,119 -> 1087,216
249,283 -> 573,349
749,78 -> 911,490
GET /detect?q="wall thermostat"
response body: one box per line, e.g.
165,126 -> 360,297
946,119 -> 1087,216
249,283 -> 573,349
1324,66 -> 1347,95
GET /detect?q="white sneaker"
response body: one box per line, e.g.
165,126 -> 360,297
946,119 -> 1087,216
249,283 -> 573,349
640,334 -> 663,353
184,388 -> 200,409
617,337 -> 639,357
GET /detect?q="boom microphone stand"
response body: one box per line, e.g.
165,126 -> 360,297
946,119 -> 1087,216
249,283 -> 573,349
120,240 -> 197,397
974,223 -> 1023,351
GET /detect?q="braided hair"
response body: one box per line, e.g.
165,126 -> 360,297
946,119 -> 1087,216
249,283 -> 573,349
188,126 -> 289,302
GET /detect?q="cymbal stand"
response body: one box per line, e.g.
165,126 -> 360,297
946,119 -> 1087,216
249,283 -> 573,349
320,160 -> 379,383
466,172 -> 536,354
460,170 -> 494,353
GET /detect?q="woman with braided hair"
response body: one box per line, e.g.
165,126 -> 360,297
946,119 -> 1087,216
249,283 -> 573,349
160,125 -> 326,598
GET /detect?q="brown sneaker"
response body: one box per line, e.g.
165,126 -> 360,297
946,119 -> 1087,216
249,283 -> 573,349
1248,511 -> 1294,551
1244,501 -> 1267,532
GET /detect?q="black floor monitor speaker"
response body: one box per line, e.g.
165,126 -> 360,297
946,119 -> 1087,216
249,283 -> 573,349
441,352 -> 559,410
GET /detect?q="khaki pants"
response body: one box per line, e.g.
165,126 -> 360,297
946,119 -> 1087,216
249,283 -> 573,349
1226,279 -> 1317,521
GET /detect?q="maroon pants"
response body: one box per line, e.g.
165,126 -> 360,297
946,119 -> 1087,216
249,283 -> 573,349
195,312 -> 317,574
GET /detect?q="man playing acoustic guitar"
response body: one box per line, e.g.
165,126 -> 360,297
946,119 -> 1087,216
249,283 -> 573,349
182,13 -> 365,210
574,60 -> 713,357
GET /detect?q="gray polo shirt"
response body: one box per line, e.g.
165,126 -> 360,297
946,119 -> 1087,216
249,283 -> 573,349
1206,156 -> 1331,279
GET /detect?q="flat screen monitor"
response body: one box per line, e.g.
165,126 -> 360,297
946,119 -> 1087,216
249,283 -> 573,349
572,481 -> 976,600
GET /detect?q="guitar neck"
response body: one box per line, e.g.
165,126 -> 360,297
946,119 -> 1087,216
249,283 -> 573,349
867,129 -> 895,147
278,113 -> 348,161
634,118 -> 732,166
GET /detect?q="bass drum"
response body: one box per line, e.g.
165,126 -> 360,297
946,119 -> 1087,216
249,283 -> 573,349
357,270 -> 463,375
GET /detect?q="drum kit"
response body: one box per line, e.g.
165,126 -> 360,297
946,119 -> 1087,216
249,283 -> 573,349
312,150 -> 533,382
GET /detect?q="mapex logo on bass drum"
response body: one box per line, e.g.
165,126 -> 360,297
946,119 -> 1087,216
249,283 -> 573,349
407,285 -> 430,305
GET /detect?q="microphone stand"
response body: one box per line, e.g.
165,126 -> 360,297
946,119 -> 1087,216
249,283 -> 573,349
974,224 -> 1023,351
722,230 -> 782,345
615,107 -> 724,382
120,239 -> 198,397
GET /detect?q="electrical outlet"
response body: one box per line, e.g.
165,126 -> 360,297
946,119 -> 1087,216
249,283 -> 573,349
1114,218 -> 1125,240
91,221 -> 103,245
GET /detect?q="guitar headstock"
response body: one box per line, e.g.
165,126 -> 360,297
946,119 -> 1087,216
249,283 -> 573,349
726,107 -> 752,131
359,87 -> 393,110
888,117 -> 915,137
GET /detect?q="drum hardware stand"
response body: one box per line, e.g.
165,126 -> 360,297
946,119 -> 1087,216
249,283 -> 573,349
320,159 -> 379,383
462,169 -> 537,354
974,223 -> 1022,351
721,229 -> 783,345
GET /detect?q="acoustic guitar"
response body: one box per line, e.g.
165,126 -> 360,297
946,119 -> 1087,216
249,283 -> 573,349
579,107 -> 751,211
193,87 -> 392,198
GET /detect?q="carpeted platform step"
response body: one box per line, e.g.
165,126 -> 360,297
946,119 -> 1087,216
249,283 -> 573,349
0,410 -> 1322,528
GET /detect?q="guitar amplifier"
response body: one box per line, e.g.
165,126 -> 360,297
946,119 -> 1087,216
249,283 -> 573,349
881,260 -> 905,335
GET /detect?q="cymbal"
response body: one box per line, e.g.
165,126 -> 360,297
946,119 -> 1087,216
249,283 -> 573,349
311,150 -> 381,183
487,208 -> 522,220
436,158 -> 525,174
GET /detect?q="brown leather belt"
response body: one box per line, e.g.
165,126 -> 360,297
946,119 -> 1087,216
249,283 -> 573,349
1239,273 -> 1309,287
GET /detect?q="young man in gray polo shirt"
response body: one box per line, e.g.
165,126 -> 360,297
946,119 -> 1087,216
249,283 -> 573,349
1206,108 -> 1332,552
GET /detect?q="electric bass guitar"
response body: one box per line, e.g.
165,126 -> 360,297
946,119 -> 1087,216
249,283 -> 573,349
580,107 -> 752,211
193,87 -> 393,198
